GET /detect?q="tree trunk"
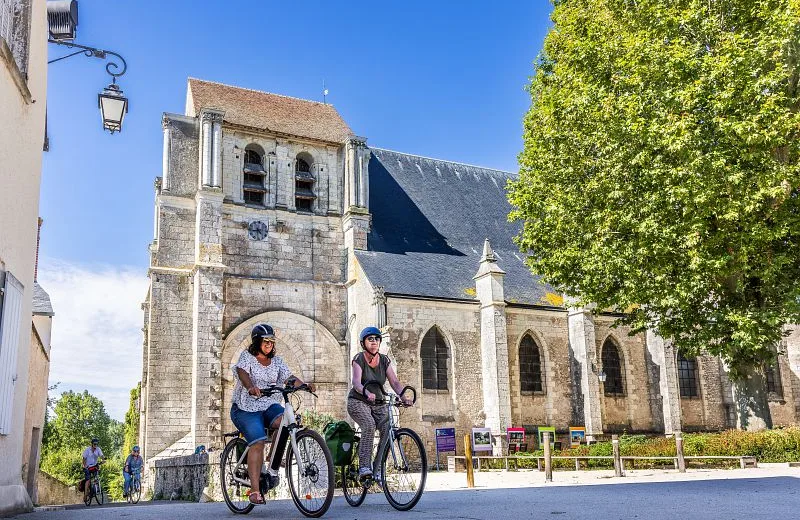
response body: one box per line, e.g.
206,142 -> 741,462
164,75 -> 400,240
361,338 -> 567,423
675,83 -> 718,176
731,366 -> 773,431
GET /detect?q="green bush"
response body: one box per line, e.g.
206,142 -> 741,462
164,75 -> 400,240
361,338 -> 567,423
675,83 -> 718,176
301,410 -> 337,434
512,428 -> 800,470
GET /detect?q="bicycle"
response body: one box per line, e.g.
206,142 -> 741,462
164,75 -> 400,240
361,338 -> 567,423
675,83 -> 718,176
125,469 -> 141,504
83,461 -> 105,506
220,383 -> 334,518
341,382 -> 427,511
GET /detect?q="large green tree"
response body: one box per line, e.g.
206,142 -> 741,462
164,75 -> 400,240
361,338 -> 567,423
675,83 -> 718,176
509,0 -> 800,429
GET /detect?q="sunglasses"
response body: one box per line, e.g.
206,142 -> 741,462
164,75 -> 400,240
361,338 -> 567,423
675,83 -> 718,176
365,335 -> 381,342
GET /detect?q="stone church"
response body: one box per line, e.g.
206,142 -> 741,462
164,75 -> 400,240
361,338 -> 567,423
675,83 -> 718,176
140,78 -> 800,462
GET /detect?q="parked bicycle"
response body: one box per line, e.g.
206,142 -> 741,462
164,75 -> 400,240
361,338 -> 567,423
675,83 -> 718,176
126,469 -> 141,504
220,383 -> 334,517
341,382 -> 427,511
83,461 -> 105,506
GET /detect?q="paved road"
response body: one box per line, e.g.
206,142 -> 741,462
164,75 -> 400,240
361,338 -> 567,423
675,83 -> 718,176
18,475 -> 800,520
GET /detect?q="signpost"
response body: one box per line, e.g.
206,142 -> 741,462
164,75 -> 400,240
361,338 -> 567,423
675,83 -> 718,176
435,427 -> 456,470
471,427 -> 493,452
569,426 -> 586,448
507,427 -> 526,453
537,426 -> 556,450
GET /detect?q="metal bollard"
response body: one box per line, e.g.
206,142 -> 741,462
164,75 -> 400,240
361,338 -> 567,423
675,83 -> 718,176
676,432 -> 686,473
543,432 -> 553,482
464,434 -> 475,488
612,435 -> 624,477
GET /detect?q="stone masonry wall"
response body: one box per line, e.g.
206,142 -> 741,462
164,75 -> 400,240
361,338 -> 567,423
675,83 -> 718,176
594,319 -> 654,432
385,297 -> 481,458
221,210 -> 345,283
164,116 -> 199,197
506,308 -> 572,430
155,203 -> 196,269
144,272 -> 194,459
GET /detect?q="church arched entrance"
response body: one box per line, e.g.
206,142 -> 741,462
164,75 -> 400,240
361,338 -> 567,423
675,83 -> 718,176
220,311 -> 349,434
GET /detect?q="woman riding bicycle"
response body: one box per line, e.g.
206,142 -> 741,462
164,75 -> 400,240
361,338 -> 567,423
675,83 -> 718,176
348,326 -> 413,484
123,445 -> 143,499
231,323 -> 315,505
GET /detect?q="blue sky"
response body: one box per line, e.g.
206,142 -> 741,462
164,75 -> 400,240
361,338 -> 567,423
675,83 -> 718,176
40,0 -> 553,419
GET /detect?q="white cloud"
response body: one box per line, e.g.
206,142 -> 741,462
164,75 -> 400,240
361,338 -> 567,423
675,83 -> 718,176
38,258 -> 148,421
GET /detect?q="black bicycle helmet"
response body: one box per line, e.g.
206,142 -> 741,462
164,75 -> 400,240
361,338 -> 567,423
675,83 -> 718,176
251,323 -> 276,343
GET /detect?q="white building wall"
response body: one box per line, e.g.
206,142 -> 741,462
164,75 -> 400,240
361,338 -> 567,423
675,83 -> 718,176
0,0 -> 47,514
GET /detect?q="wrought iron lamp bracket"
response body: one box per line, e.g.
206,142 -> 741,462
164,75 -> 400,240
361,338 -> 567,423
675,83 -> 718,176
47,39 -> 127,81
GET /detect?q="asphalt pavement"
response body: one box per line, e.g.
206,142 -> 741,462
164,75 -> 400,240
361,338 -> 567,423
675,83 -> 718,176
17,465 -> 800,520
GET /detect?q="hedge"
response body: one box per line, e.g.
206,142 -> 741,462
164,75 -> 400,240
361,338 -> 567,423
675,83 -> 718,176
488,428 -> 800,470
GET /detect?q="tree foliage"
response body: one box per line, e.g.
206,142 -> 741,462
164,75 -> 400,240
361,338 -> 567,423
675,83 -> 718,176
123,383 -> 140,455
40,390 -> 126,500
510,0 -> 800,377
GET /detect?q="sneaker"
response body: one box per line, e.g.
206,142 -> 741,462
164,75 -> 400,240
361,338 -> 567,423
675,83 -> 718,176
123,493 -> 127,499
358,467 -> 373,484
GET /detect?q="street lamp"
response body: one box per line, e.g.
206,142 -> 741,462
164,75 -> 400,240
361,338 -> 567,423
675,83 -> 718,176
47,0 -> 129,134
598,370 -> 607,383
98,82 -> 128,134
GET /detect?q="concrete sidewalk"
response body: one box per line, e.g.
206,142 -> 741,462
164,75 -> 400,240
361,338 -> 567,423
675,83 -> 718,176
424,463 -> 800,491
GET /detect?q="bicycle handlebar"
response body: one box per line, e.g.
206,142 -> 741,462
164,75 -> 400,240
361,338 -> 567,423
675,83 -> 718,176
257,382 -> 318,400
363,380 -> 417,406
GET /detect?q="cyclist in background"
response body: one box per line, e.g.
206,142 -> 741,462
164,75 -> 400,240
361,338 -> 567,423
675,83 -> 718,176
347,327 -> 413,484
123,445 -> 143,498
81,438 -> 104,502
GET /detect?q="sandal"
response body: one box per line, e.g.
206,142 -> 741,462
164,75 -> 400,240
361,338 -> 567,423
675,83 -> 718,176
248,491 -> 266,504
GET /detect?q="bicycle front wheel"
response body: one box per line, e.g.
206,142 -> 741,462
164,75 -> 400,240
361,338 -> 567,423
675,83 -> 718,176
286,428 -> 334,518
381,428 -> 427,511
221,436 -> 255,514
94,482 -> 105,505
131,479 -> 141,504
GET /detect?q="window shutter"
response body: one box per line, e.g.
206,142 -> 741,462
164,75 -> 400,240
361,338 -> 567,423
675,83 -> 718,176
0,271 -> 24,435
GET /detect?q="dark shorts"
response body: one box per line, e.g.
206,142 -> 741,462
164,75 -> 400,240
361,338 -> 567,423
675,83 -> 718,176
231,403 -> 284,445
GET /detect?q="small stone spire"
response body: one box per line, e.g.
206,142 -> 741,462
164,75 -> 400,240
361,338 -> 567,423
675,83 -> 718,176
474,238 -> 505,279
481,238 -> 496,263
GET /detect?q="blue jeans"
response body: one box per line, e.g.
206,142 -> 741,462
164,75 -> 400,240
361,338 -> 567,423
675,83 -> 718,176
231,403 -> 284,445
124,471 -> 140,495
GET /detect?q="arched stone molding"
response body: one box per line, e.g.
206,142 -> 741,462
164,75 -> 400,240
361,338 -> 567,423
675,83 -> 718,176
599,333 -> 633,431
516,329 -> 554,424
220,311 -> 349,431
416,325 -> 459,421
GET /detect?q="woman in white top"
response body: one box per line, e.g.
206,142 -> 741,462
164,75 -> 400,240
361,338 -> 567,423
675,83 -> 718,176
230,323 -> 314,505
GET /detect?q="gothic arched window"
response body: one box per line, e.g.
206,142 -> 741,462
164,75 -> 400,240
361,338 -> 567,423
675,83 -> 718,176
601,339 -> 625,396
765,361 -> 783,397
421,326 -> 449,390
519,334 -> 544,393
677,352 -> 700,398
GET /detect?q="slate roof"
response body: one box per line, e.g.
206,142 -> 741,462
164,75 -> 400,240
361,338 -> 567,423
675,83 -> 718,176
187,78 -> 353,143
32,282 -> 54,316
355,148 -> 556,305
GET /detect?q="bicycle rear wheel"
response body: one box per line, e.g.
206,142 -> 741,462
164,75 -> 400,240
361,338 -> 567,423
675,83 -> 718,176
221,436 -> 255,514
381,428 -> 427,511
342,462 -> 367,506
286,428 -> 334,518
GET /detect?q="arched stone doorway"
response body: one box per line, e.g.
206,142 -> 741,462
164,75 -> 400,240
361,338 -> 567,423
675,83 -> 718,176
220,311 -> 349,434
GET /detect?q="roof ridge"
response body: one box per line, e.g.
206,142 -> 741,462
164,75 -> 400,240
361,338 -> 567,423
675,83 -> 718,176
371,147 -> 517,176
187,77 -> 335,108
